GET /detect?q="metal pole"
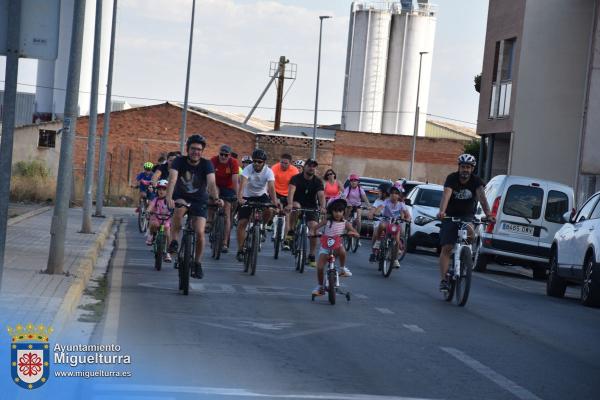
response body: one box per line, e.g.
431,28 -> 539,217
47,0 -> 87,274
179,0 -> 196,154
409,52 -> 427,180
95,0 -> 118,217
274,56 -> 287,131
243,73 -> 278,126
82,0 -> 103,232
0,0 -> 22,291
312,16 -> 331,160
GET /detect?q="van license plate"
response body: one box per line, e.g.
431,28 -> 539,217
502,223 -> 534,235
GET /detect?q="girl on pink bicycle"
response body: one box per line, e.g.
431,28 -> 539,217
146,179 -> 173,262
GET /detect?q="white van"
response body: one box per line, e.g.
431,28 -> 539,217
473,175 -> 574,279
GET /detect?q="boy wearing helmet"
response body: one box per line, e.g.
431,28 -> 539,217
437,154 -> 494,292
146,179 -> 173,262
136,161 -> 156,208
167,134 -> 224,279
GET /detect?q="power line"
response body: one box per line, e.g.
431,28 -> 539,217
1,79 -> 477,125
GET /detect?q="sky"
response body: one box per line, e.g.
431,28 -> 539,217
1,0 -> 489,127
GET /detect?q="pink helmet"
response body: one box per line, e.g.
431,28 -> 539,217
349,173 -> 360,181
390,181 -> 405,194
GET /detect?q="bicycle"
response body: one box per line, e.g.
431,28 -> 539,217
133,184 -> 153,233
440,217 -> 488,307
272,208 -> 286,259
240,201 -> 275,276
344,205 -> 368,253
291,208 -> 319,274
310,234 -> 351,305
148,210 -> 173,271
173,202 -> 197,296
208,197 -> 236,260
375,216 -> 411,278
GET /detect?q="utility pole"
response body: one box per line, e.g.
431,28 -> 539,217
274,56 -> 288,131
409,51 -> 428,180
311,16 -> 331,160
82,0 -> 103,233
47,0 -> 87,274
95,0 -> 118,217
0,0 -> 22,291
179,0 -> 196,153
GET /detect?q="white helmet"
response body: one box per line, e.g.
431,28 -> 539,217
457,153 -> 476,167
293,160 -> 305,168
157,179 -> 168,189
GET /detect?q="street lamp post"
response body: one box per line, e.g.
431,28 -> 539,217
409,51 -> 428,180
311,15 -> 331,160
180,0 -> 196,153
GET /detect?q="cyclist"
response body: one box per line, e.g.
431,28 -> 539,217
437,154 -> 493,292
146,179 -> 173,262
369,182 -> 411,267
286,158 -> 326,268
293,159 -> 305,174
271,153 -> 299,250
166,134 -> 224,279
323,169 -> 343,203
135,161 -> 156,210
152,151 -> 181,184
368,182 -> 391,251
310,198 -> 359,296
342,173 -> 371,238
209,144 -> 239,253
236,149 -> 279,262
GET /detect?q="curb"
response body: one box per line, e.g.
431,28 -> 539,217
51,216 -> 119,336
7,205 -> 53,226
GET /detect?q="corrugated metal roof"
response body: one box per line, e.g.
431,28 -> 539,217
425,120 -> 478,140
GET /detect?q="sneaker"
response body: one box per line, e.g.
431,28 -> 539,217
163,253 -> 172,263
340,267 -> 353,277
439,280 -> 449,292
393,260 -> 400,269
168,240 -> 178,254
369,253 -> 377,263
308,254 -> 316,268
312,285 -> 325,296
221,245 -> 228,254
192,262 -> 203,279
282,241 -> 291,251
145,236 -> 154,246
236,251 -> 245,262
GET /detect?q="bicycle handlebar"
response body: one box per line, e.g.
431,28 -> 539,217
439,216 -> 491,224
240,202 -> 277,209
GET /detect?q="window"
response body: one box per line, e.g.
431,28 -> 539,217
489,38 -> 516,119
415,189 -> 443,208
38,129 -> 56,148
503,185 -> 543,220
545,190 -> 569,223
575,194 -> 600,223
590,197 -> 600,220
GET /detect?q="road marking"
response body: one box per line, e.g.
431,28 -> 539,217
441,347 -> 543,400
375,307 -> 395,315
94,384 -> 439,400
403,324 -> 425,333
102,223 -> 127,344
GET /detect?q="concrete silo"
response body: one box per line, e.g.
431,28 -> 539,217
35,0 -> 113,120
341,2 -> 392,133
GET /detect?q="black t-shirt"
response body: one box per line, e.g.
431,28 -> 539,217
290,173 -> 324,209
171,156 -> 214,202
444,172 -> 485,217
156,163 -> 170,181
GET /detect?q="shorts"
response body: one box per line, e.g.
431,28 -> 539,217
276,193 -> 288,208
439,216 -> 473,246
218,187 -> 237,202
149,216 -> 171,228
173,193 -> 208,219
238,194 -> 270,220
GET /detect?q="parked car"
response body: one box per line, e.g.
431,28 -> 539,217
405,184 -> 444,252
397,178 -> 427,195
343,176 -> 393,236
473,175 -> 574,279
547,191 -> 600,307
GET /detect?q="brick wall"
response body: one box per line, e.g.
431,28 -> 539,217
256,134 -> 334,171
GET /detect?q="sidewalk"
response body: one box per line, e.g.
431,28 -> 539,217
0,207 -> 130,336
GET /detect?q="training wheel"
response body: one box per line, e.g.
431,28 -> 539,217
311,294 -> 315,301
346,293 -> 351,302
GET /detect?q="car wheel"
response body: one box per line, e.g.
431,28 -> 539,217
546,249 -> 566,298
581,253 -> 600,307
472,238 -> 488,272
532,263 -> 547,280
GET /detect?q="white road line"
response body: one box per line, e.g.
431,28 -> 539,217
402,324 -> 425,333
94,384 -> 439,400
102,223 -> 127,344
441,347 -> 543,400
375,307 -> 395,315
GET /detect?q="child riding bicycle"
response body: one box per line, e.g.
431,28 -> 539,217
146,179 -> 173,262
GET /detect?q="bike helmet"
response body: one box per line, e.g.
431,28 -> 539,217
327,197 -> 347,213
186,134 -> 207,150
143,161 -> 154,170
220,144 -> 232,154
156,179 -> 168,189
348,173 -> 360,181
457,153 -> 476,166
252,148 -> 268,161
378,182 -> 392,194
293,160 -> 305,168
390,182 -> 404,194
241,155 -> 252,163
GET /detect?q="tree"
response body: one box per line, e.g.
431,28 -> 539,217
464,138 -> 480,159
474,73 -> 481,93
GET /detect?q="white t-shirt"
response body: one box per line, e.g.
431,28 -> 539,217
382,199 -> 408,219
242,164 -> 275,197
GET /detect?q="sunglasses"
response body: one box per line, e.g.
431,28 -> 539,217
189,146 -> 204,152
253,160 -> 265,164
220,153 -> 230,157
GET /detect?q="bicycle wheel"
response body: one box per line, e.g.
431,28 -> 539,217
397,227 -> 408,262
154,232 -> 164,271
137,200 -> 145,233
384,240 -> 396,278
344,234 -> 351,251
443,259 -> 456,302
327,270 -> 336,305
243,234 -> 251,273
180,234 -> 191,295
212,213 -> 224,260
380,240 -> 391,277
273,217 -> 283,260
455,246 -> 473,306
249,225 -> 260,275
295,231 -> 304,273
299,226 -> 307,274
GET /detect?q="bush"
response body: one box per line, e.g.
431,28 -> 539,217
13,160 -> 50,178
10,161 -> 54,202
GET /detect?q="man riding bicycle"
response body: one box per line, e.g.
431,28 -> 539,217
271,153 -> 299,250
166,134 -> 224,279
152,151 -> 181,184
209,144 -> 239,253
437,153 -> 493,292
286,158 -> 326,268
236,149 -> 279,262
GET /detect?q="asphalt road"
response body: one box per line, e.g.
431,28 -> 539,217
85,216 -> 600,399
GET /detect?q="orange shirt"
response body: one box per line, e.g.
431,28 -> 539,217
271,163 -> 299,196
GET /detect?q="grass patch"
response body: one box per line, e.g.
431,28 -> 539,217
78,274 -> 108,323
10,161 -> 55,203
